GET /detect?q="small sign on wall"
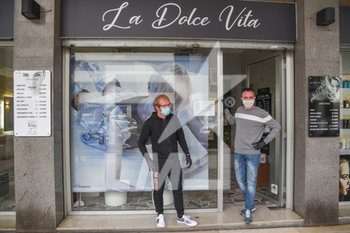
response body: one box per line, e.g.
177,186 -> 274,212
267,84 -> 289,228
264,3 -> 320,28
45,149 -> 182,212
271,183 -> 278,195
13,70 -> 51,136
308,76 -> 340,137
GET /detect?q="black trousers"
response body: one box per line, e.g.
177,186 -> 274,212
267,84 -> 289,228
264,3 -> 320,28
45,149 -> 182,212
153,155 -> 184,218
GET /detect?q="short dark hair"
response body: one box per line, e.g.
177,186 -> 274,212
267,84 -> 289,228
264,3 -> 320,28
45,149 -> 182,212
241,87 -> 255,95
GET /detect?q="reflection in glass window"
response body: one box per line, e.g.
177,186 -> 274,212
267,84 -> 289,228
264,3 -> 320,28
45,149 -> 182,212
0,46 -> 14,211
69,51 -> 218,211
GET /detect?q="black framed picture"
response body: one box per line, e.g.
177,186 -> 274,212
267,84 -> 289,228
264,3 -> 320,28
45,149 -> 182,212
308,76 -> 340,137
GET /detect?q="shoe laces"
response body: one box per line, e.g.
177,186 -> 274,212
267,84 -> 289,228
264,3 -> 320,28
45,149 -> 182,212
245,210 -> 251,218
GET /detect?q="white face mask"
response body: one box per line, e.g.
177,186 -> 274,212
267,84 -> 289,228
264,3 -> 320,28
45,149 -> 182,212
242,99 -> 255,109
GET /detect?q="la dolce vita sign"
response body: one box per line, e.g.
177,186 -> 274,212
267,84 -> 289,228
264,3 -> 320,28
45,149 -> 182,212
61,0 -> 296,42
102,2 -> 260,31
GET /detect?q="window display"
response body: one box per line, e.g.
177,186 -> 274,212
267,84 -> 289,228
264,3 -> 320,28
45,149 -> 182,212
340,52 -> 350,203
339,156 -> 350,201
70,51 -> 218,210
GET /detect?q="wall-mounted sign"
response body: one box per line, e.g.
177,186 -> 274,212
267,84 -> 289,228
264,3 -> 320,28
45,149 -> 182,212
14,70 -> 51,137
308,76 -> 340,137
61,0 -> 296,42
0,0 -> 13,38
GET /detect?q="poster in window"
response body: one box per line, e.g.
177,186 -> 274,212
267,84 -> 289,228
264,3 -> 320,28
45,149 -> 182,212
340,155 -> 350,202
70,53 -> 210,193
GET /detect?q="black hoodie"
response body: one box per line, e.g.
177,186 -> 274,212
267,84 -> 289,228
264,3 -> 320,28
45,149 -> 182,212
138,112 -> 190,160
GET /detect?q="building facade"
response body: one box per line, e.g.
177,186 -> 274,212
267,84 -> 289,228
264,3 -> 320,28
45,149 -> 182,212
0,0 -> 350,232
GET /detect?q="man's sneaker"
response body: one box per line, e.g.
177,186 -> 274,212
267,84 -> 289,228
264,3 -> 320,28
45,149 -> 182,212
240,207 -> 256,216
177,215 -> 198,226
156,214 -> 165,227
244,210 -> 252,225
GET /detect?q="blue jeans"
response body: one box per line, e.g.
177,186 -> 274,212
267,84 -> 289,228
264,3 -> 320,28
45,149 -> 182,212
234,153 -> 260,211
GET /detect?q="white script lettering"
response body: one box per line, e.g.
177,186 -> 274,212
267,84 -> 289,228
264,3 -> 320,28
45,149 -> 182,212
219,5 -> 260,31
152,3 -> 210,29
102,2 -> 143,31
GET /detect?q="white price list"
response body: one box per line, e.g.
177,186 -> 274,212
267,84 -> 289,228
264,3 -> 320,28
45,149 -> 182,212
14,70 -> 51,136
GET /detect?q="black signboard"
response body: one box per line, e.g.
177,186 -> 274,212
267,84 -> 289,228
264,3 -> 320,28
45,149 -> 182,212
309,76 -> 340,137
256,88 -> 271,114
256,88 -> 272,154
61,0 -> 296,41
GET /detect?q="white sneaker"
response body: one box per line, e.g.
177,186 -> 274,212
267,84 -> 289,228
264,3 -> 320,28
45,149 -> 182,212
177,215 -> 198,226
244,210 -> 252,225
156,214 -> 165,227
240,207 -> 256,216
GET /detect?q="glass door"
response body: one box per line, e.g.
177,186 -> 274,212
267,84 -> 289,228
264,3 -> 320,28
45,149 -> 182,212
222,50 -> 286,207
247,54 -> 285,206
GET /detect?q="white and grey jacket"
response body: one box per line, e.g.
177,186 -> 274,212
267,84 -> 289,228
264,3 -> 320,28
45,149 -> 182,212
225,106 -> 281,155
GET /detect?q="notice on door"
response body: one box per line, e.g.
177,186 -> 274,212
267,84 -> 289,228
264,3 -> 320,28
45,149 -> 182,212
194,100 -> 215,116
14,70 -> 51,136
256,91 -> 271,114
308,76 -> 340,137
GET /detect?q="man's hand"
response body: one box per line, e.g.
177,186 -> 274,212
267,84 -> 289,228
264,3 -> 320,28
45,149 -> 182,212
252,140 -> 267,150
185,154 -> 192,168
144,153 -> 158,172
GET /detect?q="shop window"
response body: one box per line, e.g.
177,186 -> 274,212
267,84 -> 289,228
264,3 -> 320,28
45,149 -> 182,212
69,50 -> 218,211
340,51 -> 350,203
0,46 -> 14,211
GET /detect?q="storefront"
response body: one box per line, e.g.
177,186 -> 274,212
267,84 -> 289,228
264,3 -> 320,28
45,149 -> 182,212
1,0 -> 349,232
59,0 -> 295,214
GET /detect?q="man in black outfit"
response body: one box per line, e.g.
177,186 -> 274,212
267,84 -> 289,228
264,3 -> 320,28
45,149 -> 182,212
138,94 -> 198,228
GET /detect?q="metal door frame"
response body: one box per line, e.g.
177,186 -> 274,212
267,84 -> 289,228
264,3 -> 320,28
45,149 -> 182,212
245,51 -> 294,208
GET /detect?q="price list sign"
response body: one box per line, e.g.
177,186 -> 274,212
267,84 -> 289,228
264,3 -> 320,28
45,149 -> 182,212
309,76 -> 340,137
256,93 -> 271,114
14,70 -> 51,136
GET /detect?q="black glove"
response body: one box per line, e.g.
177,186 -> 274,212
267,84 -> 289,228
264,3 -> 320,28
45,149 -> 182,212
144,153 -> 158,172
252,140 -> 267,150
185,154 -> 192,168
